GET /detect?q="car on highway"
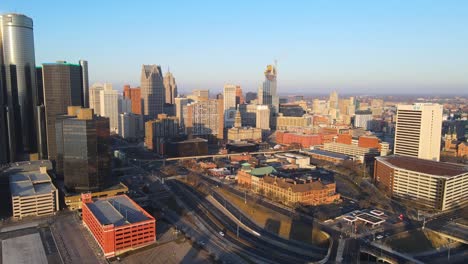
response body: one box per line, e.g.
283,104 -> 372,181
219,231 -> 225,237
376,235 -> 383,240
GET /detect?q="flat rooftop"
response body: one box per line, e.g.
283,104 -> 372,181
2,233 -> 48,264
356,213 -> 385,225
86,195 -> 152,227
377,155 -> 468,177
9,171 -> 56,197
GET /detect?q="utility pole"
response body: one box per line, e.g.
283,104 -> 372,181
244,189 -> 247,204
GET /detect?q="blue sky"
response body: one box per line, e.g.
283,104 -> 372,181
3,0 -> 468,95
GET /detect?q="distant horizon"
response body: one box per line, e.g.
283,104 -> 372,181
3,0 -> 468,95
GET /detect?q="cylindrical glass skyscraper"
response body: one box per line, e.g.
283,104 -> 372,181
0,13 -> 38,160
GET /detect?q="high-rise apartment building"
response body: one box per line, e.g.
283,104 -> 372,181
89,83 -> 104,115
394,103 -> 443,161
183,99 -> 224,140
123,85 -> 142,115
57,107 -> 111,192
79,60 -> 89,108
163,71 -> 177,104
0,14 -> 38,162
145,114 -> 179,154
42,61 -> 83,162
258,64 -> 279,113
99,83 -> 120,133
141,65 -> 165,119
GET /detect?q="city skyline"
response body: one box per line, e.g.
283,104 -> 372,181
2,0 -> 467,95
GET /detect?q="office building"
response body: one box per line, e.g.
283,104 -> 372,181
123,85 -> 142,115
0,13 -> 38,161
354,110 -> 373,130
99,83 -> 120,133
235,85 -> 244,105
145,114 -> 179,154
258,64 -> 279,113
276,132 -> 324,148
329,91 -> 338,110
227,110 -> 262,141
8,164 -> 59,219
166,138 -> 209,157
141,65 -> 165,119
238,104 -> 258,127
245,92 -> 257,103
192,89 -> 209,100
42,61 -> 83,162
57,107 -> 111,192
163,70 -> 177,104
323,142 -> 380,162
394,103 -> 443,161
224,84 -> 237,127
312,99 -> 327,115
256,105 -> 270,130
79,60 -> 89,107
374,155 -> 468,211
89,83 -> 104,115
276,114 -> 312,131
279,103 -> 305,117
183,99 -> 224,140
174,97 -> 189,127
121,97 -> 132,113
119,112 -> 142,139
81,194 -> 156,258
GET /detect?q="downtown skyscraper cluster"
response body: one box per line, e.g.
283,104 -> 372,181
0,13 -> 89,165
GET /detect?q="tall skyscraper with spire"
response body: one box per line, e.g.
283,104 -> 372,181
258,63 -> 279,114
141,65 -> 165,119
0,13 -> 38,162
163,69 -> 177,104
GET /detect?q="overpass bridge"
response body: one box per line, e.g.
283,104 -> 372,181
128,149 -> 301,166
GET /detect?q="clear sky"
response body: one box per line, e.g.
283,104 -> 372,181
3,0 -> 468,95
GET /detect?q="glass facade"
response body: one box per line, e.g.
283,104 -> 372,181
61,116 -> 110,192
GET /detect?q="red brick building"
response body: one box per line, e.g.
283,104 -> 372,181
358,136 -> 380,149
82,194 -> 156,258
276,132 -> 323,148
237,166 -> 340,206
336,134 -> 352,145
123,85 -> 142,115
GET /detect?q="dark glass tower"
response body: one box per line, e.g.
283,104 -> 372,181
58,107 -> 111,192
0,13 -> 38,161
42,61 -> 83,163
